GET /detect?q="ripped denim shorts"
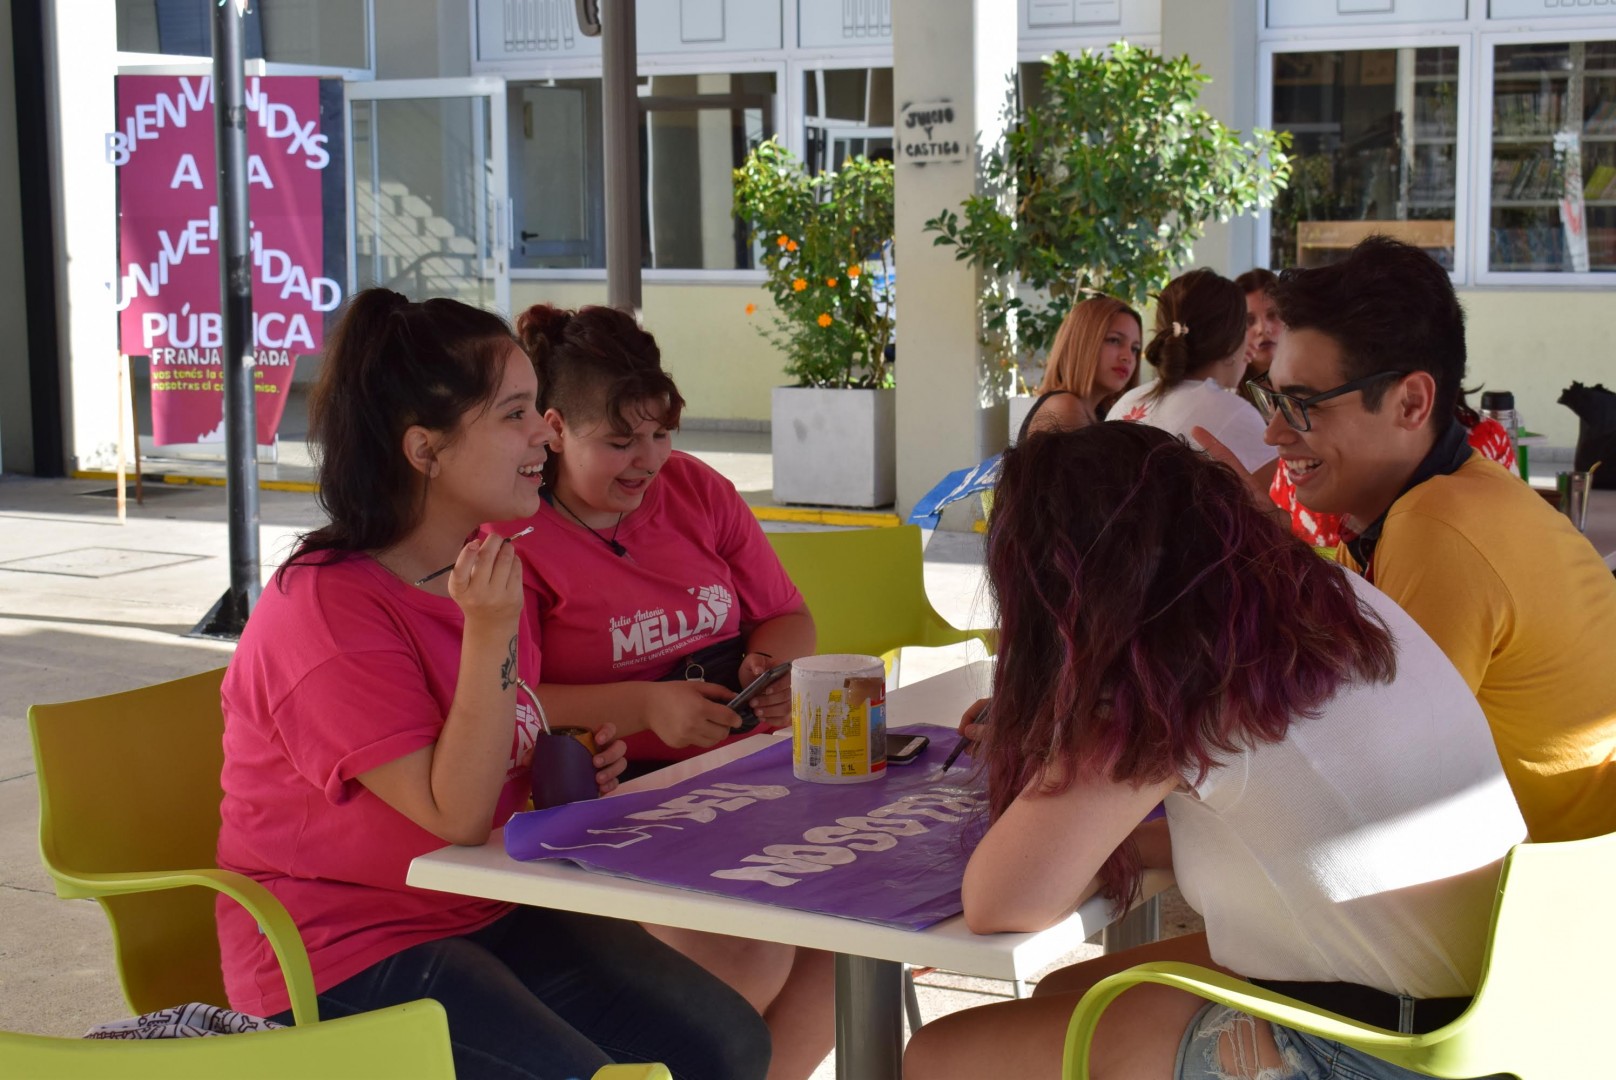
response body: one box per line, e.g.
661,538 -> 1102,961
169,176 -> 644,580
1175,1003 -> 1508,1080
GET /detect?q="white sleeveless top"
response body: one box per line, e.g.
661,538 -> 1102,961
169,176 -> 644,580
1166,572 -> 1526,999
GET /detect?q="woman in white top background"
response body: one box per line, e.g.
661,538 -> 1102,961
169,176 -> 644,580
1110,268 -> 1279,490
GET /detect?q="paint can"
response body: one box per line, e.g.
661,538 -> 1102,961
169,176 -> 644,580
791,654 -> 887,784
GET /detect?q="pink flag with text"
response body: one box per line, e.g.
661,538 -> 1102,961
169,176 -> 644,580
114,75 -> 345,446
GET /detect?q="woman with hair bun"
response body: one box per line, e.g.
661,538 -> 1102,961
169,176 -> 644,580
496,302 -> 830,1080
1109,268 -> 1279,488
903,423 -> 1524,1079
217,289 -> 771,1078
1018,294 -> 1143,439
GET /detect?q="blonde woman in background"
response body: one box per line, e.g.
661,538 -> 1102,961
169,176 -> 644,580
1018,295 -> 1143,439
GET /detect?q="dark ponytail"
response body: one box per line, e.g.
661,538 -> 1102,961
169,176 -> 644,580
281,289 -> 519,579
1142,268 -> 1247,401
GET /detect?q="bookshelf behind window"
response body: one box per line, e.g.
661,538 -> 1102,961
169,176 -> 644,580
1489,39 -> 1616,274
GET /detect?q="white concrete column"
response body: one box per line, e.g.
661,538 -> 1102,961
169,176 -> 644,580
891,0 -> 1016,522
1162,0 -> 1262,276
46,1 -> 120,472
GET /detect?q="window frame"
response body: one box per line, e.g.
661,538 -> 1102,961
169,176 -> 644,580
1474,26 -> 1616,287
502,58 -> 785,285
1255,30 -> 1475,285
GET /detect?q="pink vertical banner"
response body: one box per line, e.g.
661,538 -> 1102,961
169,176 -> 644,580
114,75 -> 345,446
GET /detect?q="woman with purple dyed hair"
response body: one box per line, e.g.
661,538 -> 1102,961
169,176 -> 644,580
904,423 -> 1524,1080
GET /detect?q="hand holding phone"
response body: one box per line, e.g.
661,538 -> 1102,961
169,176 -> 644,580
727,661 -> 793,733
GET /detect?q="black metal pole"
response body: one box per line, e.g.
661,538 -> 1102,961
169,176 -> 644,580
601,0 -> 642,314
192,0 -> 260,639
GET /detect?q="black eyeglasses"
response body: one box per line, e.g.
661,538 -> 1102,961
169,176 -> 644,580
1246,371 -> 1405,432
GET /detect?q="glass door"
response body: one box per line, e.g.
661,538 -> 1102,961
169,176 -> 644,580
346,78 -> 510,314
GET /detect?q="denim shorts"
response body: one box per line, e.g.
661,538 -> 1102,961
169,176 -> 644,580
1175,1002 -> 1507,1080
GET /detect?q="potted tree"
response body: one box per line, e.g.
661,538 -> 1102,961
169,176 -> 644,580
925,42 -> 1291,434
734,140 -> 896,508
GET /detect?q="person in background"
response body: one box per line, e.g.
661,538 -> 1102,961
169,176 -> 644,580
1235,266 -> 1281,381
903,423 -> 1524,1080
1201,236 -> 1616,843
217,289 -> 770,1079
1018,294 -> 1142,439
497,303 -> 830,1080
1109,268 -> 1279,490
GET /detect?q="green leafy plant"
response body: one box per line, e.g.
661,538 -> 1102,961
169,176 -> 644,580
926,43 -> 1292,368
733,140 -> 895,388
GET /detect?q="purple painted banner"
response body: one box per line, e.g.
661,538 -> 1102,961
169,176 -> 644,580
504,725 -> 985,929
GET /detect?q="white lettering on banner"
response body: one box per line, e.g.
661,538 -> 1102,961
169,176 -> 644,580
109,77 -> 331,171
139,307 -> 316,351
116,200 -> 342,322
246,154 -> 275,189
169,153 -> 203,189
623,783 -> 791,824
709,791 -> 983,888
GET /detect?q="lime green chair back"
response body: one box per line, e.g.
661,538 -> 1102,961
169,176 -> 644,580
0,1004 -> 670,1079
767,525 -> 995,665
28,668 -> 318,1025
0,999 -> 455,1078
1063,832 -> 1616,1079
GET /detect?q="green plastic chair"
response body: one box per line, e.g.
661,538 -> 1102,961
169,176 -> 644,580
27,670 -> 678,1078
0,1003 -> 670,1079
0,999 -> 455,1078
28,667 -> 322,1025
767,525 -> 997,674
1063,832 -> 1616,1079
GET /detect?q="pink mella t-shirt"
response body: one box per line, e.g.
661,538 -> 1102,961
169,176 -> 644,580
216,554 -> 543,1019
496,450 -> 803,764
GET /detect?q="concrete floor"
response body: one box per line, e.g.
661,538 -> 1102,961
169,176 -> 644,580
0,433 -> 1199,1071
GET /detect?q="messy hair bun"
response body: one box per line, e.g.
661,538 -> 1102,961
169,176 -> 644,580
1143,268 -> 1246,401
514,303 -> 685,436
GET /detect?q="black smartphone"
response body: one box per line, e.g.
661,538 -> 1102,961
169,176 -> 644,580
727,661 -> 793,733
885,732 -> 930,765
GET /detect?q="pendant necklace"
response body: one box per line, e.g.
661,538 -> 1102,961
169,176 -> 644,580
550,491 -> 627,557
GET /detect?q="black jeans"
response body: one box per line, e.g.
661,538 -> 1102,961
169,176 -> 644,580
270,906 -> 770,1080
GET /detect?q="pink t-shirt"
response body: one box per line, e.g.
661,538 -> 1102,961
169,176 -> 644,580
498,451 -> 802,763
216,554 -> 543,1017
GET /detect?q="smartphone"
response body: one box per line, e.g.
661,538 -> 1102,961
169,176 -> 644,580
885,732 -> 930,765
727,661 -> 793,733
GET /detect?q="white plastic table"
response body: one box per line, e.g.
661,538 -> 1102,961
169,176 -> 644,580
408,660 -> 1169,1079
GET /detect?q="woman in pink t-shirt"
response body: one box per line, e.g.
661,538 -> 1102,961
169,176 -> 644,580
500,303 -> 831,1080
217,289 -> 770,1079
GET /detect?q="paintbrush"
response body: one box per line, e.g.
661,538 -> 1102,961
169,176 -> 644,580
414,526 -> 534,586
940,703 -> 989,772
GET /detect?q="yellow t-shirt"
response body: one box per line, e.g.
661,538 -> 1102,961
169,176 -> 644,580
1341,454 -> 1616,842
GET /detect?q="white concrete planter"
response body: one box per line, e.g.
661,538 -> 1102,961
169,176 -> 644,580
1007,395 -> 1037,445
771,386 -> 896,508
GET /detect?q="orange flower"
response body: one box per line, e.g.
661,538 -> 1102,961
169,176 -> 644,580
817,313 -> 833,327
847,265 -> 862,278
786,240 -> 799,252
826,277 -> 838,287
777,235 -> 790,248
745,302 -> 757,316
792,278 -> 807,292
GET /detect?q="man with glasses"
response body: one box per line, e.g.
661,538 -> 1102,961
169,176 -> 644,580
1199,236 -> 1616,844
